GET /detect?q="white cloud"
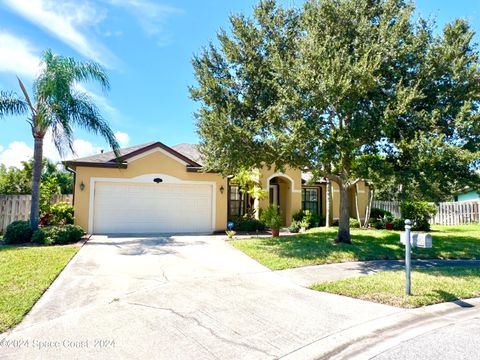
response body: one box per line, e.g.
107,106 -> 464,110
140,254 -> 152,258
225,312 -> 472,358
0,31 -> 41,78
3,0 -> 115,66
114,131 -> 129,147
73,83 -> 121,124
0,141 -> 33,168
105,0 -> 181,43
0,133 -> 104,168
42,131 -> 102,161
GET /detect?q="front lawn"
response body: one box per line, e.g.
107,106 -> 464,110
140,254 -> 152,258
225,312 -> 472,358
311,266 -> 480,308
231,224 -> 480,270
0,245 -> 79,332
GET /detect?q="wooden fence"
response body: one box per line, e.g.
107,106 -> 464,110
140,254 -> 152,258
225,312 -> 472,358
371,200 -> 402,218
372,200 -> 480,226
0,194 -> 73,233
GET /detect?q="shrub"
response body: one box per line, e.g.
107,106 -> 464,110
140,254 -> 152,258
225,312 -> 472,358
401,200 -> 437,231
32,225 -> 85,245
49,202 -> 74,225
260,205 -> 283,229
230,215 -> 266,232
392,218 -> 405,231
292,210 -> 304,222
370,208 -> 393,220
3,220 -> 32,244
39,176 -> 60,215
349,218 -> 360,228
369,208 -> 394,229
332,219 -> 339,226
292,210 -> 324,229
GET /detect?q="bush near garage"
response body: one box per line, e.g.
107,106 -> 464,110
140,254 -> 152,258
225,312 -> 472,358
47,202 -> 74,225
3,221 -> 33,244
32,225 -> 85,245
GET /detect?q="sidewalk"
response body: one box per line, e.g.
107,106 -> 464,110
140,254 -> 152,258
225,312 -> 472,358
275,259 -> 480,287
281,296 -> 480,359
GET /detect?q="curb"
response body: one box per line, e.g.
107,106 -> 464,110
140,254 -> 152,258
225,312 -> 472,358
280,297 -> 480,360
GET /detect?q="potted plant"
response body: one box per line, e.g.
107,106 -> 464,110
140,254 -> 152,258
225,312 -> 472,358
380,215 -> 395,230
299,219 -> 310,233
288,220 -> 300,233
225,230 -> 236,239
261,205 -> 283,237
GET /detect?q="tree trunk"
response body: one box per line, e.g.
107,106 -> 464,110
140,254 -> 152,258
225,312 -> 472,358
325,178 -> 333,227
30,135 -> 44,231
363,187 -> 375,228
336,185 -> 351,243
355,183 -> 361,225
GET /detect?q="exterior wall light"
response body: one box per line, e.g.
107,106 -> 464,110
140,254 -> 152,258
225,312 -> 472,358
79,181 -> 85,191
220,185 -> 225,194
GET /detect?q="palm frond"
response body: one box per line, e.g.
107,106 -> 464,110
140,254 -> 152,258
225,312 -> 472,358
70,61 -> 110,92
36,49 -> 110,95
0,91 -> 28,118
68,92 -> 120,156
32,49 -> 116,159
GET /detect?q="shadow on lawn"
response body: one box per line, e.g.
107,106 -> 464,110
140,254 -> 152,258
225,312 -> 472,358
260,228 -> 480,262
434,290 -> 475,308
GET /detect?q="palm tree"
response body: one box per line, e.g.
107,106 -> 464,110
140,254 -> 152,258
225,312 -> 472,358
0,49 -> 119,230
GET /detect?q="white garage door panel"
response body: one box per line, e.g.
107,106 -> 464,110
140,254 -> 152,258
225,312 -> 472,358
93,182 -> 213,234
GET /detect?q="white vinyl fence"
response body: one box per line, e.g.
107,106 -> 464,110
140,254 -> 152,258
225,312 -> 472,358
372,200 -> 480,226
0,194 -> 73,233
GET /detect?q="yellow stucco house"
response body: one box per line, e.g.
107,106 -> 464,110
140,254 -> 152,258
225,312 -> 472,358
65,141 -> 369,234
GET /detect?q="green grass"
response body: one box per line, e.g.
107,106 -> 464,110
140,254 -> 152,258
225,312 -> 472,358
311,266 -> 480,308
231,224 -> 480,270
0,245 -> 79,332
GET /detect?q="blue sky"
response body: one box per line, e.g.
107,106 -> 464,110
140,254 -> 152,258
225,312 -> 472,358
0,0 -> 479,167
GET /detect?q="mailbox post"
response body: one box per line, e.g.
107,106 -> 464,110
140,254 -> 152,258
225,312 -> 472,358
404,219 -> 412,296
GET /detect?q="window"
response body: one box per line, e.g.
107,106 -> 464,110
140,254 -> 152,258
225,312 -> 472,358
228,185 -> 248,217
302,188 -> 319,215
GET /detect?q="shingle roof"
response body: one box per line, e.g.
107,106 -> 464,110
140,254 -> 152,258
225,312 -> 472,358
65,141 -> 203,169
68,141 -> 157,164
170,143 -> 203,166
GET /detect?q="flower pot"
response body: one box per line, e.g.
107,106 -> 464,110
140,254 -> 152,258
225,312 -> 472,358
271,228 -> 280,237
385,223 -> 394,230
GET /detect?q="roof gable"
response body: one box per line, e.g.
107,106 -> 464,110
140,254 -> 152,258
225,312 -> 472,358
65,141 -> 202,168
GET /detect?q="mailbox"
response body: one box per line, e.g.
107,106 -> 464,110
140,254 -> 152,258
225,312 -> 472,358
400,232 -> 418,247
416,233 -> 432,248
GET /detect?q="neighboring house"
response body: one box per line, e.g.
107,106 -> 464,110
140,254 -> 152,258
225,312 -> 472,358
454,190 -> 480,202
65,141 -> 370,234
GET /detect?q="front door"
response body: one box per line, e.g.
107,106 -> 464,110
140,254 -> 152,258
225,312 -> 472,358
269,184 -> 279,206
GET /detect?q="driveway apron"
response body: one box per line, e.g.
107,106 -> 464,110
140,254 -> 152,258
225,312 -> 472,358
0,235 -> 400,359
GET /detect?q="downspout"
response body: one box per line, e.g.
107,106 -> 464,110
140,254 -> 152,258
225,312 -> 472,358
65,165 -> 76,207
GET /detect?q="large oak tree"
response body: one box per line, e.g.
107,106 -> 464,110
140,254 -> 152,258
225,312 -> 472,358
191,0 -> 480,243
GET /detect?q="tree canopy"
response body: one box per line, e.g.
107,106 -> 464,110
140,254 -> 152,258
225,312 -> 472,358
191,0 -> 480,243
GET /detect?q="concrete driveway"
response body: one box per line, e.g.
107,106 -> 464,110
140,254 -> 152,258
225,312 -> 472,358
0,235 -> 400,359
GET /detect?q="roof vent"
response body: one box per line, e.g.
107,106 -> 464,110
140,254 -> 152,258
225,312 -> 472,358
100,149 -> 104,154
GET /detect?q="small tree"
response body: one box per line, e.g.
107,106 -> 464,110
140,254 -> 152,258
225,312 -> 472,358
191,0 -> 480,243
229,168 -> 267,216
0,49 -> 119,230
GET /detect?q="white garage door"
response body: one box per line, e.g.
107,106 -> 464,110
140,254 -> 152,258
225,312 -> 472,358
93,182 -> 213,234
